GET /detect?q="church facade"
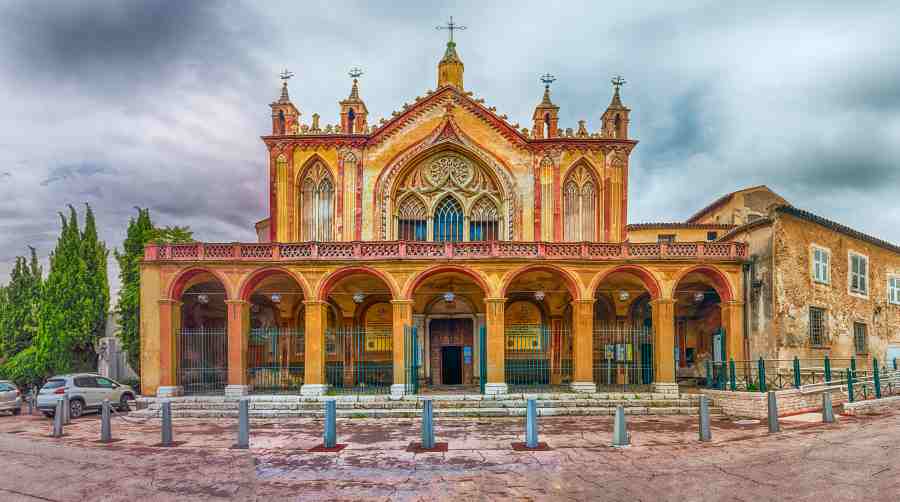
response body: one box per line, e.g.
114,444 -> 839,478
139,37 -> 749,398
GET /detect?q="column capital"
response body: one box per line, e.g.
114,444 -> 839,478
224,299 -> 249,306
573,298 -> 596,305
303,300 -> 328,307
389,299 -> 415,305
484,297 -> 507,304
649,298 -> 675,306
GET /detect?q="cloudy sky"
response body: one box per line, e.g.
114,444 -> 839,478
1,1 -> 899,295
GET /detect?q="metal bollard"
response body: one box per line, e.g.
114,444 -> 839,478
161,400 -> 173,446
62,392 -> 70,425
101,399 -> 112,443
421,398 -> 435,450
525,398 -> 539,449
236,398 -> 250,449
324,399 -> 337,449
699,395 -> 711,442
767,391 -> 780,433
822,391 -> 834,424
52,398 -> 64,438
613,405 -> 629,447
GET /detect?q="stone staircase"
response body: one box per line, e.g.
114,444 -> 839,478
133,392 -> 720,419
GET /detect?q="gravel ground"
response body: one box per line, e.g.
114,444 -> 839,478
0,407 -> 896,501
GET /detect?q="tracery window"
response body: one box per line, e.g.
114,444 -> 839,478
298,161 -> 334,241
433,196 -> 464,242
563,164 -> 597,241
397,196 -> 427,241
469,197 -> 499,241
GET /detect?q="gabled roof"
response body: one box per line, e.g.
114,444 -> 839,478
627,222 -> 736,231
686,185 -> 780,223
775,205 -> 900,255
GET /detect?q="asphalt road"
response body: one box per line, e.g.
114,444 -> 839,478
0,408 -> 896,501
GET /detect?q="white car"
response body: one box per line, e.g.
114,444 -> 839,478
36,373 -> 136,419
0,380 -> 22,416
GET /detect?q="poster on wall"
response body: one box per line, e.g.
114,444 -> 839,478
463,346 -> 472,364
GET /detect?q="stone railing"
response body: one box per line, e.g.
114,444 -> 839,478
144,240 -> 747,263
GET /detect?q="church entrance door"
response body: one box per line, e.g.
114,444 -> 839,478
441,346 -> 463,385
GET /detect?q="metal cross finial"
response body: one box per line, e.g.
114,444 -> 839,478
540,73 -> 557,89
348,67 -> 363,79
279,68 -> 295,81
611,75 -> 626,91
436,16 -> 467,43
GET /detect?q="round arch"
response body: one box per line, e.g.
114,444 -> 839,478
589,265 -> 662,300
168,267 -> 232,301
499,264 -> 582,300
237,267 -> 312,301
317,265 -> 400,301
671,265 -> 735,303
403,264 -> 491,299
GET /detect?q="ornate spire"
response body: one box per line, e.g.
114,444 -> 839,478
277,68 -> 294,103
609,75 -> 626,109
539,73 -> 557,107
346,67 -> 363,101
436,16 -> 466,88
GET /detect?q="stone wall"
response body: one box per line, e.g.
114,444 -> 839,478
843,395 -> 900,416
701,388 -> 848,419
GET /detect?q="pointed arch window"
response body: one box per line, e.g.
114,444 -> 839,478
397,196 -> 427,241
299,161 -> 335,241
433,196 -> 463,242
563,165 -> 598,241
469,197 -> 499,241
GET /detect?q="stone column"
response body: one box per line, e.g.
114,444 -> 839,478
301,301 -> 329,396
390,299 -> 414,397
225,300 -> 251,398
157,299 -> 182,397
720,301 -> 745,362
651,298 -> 678,395
484,298 -> 507,395
571,299 -> 597,393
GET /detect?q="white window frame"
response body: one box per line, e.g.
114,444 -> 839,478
848,250 -> 869,298
888,275 -> 900,305
810,244 -> 830,285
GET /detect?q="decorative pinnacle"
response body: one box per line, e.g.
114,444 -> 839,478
611,75 -> 626,92
279,68 -> 295,81
436,16 -> 466,43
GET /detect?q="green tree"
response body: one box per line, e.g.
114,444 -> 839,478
81,204 -> 110,357
114,208 -> 193,374
0,247 -> 42,362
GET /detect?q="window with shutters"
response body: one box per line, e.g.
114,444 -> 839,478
811,245 -> 830,284
848,251 -> 868,296
889,276 -> 900,305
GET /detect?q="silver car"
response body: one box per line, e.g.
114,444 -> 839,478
0,380 -> 23,416
36,373 -> 136,419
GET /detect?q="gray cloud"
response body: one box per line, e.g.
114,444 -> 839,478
0,0 -> 899,294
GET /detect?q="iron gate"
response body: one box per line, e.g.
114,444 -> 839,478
593,324 -> 653,392
178,327 -> 228,395
479,324 -> 487,394
326,327 -> 392,394
404,325 -> 420,395
505,325 -> 572,391
247,328 -> 304,393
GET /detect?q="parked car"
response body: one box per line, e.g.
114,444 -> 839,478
36,374 -> 136,419
0,380 -> 23,416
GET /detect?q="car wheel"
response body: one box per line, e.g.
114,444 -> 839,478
119,394 -> 131,412
12,408 -> 21,416
42,411 -> 54,419
69,399 -> 84,419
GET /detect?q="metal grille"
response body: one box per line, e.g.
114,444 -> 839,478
809,307 -> 827,346
326,327 -> 392,394
178,328 -> 228,395
853,322 -> 867,354
593,324 -> 653,392
505,325 -> 572,391
247,328 -> 304,394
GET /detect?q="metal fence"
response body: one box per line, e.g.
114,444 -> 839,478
705,357 -> 892,393
325,327 -> 393,394
505,326 -> 572,392
178,328 -> 228,395
593,324 -> 654,392
247,328 -> 304,394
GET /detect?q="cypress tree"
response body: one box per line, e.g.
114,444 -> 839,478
0,247 -> 42,362
114,208 -> 154,374
81,203 -> 110,365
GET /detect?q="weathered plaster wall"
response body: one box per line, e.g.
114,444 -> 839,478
772,213 -> 900,363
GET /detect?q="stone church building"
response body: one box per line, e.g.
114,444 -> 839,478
138,34 -> 898,398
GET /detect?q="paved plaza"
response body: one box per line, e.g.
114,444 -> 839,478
0,408 -> 896,501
